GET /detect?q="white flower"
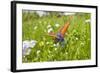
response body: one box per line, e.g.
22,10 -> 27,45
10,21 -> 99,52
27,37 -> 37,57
56,43 -> 59,46
22,40 -> 37,56
22,48 -> 31,57
48,28 -> 53,33
47,24 -> 51,28
23,40 -> 37,50
53,44 -> 56,46
55,23 -> 60,27
76,37 -> 78,40
30,40 -> 37,48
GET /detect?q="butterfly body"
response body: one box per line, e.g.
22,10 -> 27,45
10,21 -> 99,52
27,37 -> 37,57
49,21 -> 70,43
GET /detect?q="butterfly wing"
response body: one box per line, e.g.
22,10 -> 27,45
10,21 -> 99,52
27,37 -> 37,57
59,22 -> 70,37
47,21 -> 70,43
48,32 -> 58,39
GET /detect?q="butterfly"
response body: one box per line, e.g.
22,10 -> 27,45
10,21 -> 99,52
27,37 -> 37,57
48,21 -> 70,43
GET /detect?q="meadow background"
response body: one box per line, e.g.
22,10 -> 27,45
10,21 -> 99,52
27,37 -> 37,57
22,10 -> 91,63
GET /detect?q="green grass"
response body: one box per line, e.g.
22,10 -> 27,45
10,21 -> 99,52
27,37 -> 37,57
22,11 -> 91,63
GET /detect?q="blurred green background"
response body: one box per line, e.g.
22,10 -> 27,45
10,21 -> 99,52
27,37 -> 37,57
22,10 -> 91,63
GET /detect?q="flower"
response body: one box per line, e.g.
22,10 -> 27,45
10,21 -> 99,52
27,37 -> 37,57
48,28 -> 53,33
55,23 -> 60,27
22,40 -> 37,56
22,48 -> 31,57
47,24 -> 51,29
30,40 -> 37,48
76,37 -> 78,40
23,40 -> 30,50
56,43 -> 59,46
53,44 -> 56,47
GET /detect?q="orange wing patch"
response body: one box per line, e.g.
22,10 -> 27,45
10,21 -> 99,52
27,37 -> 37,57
59,22 -> 70,37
